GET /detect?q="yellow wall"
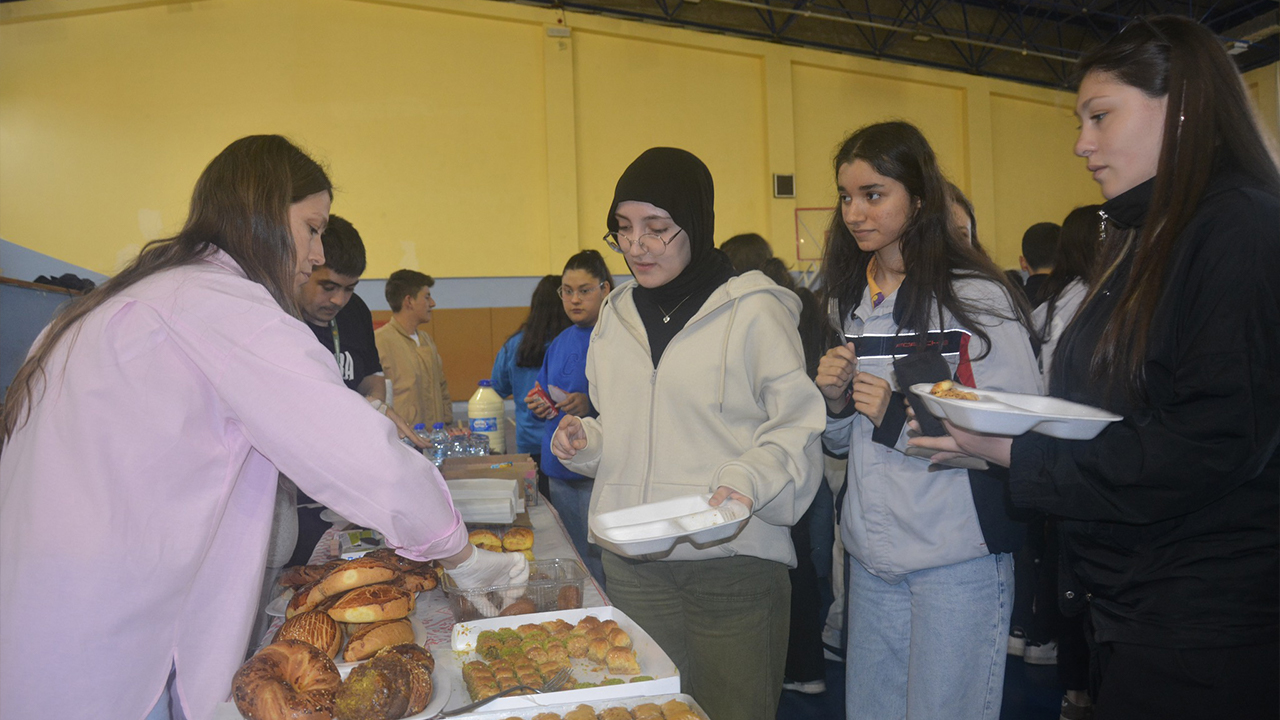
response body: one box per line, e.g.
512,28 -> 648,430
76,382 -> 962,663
3,0 -> 1276,277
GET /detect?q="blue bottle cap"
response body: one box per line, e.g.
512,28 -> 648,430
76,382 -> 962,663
478,379 -> 492,387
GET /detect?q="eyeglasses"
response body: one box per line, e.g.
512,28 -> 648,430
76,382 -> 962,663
557,282 -> 606,299
602,227 -> 685,256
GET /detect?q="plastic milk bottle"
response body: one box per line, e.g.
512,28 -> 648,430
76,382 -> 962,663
467,379 -> 506,454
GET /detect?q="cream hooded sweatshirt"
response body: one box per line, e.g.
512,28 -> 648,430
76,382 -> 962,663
559,271 -> 825,566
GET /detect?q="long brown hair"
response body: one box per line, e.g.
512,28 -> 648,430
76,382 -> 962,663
1077,16 -> 1280,395
513,275 -> 571,368
3,135 -> 332,438
820,121 -> 1035,358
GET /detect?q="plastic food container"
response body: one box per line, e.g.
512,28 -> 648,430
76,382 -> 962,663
440,558 -> 587,621
590,493 -> 751,556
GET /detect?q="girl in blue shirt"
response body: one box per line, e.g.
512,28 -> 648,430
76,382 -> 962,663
532,250 -> 613,586
491,275 -> 569,499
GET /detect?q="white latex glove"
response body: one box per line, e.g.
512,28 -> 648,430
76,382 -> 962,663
445,546 -> 529,592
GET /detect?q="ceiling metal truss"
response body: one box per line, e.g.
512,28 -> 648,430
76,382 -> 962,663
499,0 -> 1279,88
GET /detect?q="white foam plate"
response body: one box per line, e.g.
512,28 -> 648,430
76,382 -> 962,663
909,383 -> 1122,440
590,493 -> 750,557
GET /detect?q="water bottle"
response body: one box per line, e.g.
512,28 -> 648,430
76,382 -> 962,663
447,427 -> 469,458
402,422 -> 427,450
427,422 -> 448,467
467,379 -> 506,454
468,432 -> 490,456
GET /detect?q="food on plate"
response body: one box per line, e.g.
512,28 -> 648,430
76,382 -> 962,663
363,548 -> 428,573
606,627 -> 632,649
501,526 -> 535,551
663,699 -> 699,720
532,713 -> 564,720
586,637 -> 611,663
275,610 -> 343,660
633,702 -> 664,719
279,560 -> 345,590
232,640 -> 341,720
630,675 -> 655,682
468,529 -> 503,553
566,634 -> 589,658
286,579 -> 329,619
385,642 -> 435,675
598,678 -> 625,686
499,597 -> 537,616
564,706 -> 597,720
605,646 -> 641,675
557,584 -> 583,610
542,618 -> 574,636
327,583 -> 415,623
930,379 -> 979,401
393,564 -> 438,594
600,708 -> 633,720
343,619 -> 415,662
320,556 -> 401,598
333,642 -> 433,720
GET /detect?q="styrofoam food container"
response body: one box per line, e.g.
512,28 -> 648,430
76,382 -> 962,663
436,692 -> 708,719
443,605 -> 680,712
590,493 -> 750,556
909,383 -> 1122,440
448,478 -> 524,524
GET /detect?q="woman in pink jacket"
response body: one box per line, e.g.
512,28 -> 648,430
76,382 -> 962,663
0,135 -> 524,720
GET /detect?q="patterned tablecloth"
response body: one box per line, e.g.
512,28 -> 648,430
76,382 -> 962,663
256,496 -> 609,652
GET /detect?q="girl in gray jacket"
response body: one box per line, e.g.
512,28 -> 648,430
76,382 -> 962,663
553,147 -> 825,720
815,122 -> 1040,720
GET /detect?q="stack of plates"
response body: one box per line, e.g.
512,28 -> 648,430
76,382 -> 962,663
447,478 -> 524,524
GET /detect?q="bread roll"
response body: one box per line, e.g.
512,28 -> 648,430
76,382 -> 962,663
394,564 -> 439,594
319,556 -> 400,598
279,560 -> 345,590
468,529 -> 502,552
232,640 -> 340,720
501,526 -> 534,551
326,583 -> 415,623
286,579 -> 328,619
275,610 -> 343,660
342,619 -> 414,662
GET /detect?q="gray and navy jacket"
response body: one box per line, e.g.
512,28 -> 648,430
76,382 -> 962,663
825,275 -> 1042,581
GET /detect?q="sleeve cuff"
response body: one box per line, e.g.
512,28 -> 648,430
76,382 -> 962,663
827,397 -> 858,419
872,391 -> 908,448
713,465 -> 757,508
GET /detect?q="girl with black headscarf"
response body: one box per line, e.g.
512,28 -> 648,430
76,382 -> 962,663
551,147 -> 826,719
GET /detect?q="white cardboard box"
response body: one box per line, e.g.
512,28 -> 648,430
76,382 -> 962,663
441,605 -> 680,712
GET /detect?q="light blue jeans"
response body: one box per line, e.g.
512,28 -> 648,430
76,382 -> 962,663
846,552 -> 1013,720
145,664 -> 186,720
548,476 -> 605,588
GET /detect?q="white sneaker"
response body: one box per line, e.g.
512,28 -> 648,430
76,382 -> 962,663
1025,639 -> 1059,665
1007,628 -> 1027,657
783,679 -> 827,694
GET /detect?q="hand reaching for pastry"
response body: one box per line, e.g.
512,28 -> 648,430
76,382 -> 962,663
442,546 -> 529,591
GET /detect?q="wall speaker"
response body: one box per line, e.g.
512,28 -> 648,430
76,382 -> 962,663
773,174 -> 795,198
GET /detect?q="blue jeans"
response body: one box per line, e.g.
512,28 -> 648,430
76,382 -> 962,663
145,665 -> 185,720
846,552 -> 1013,720
549,475 -> 604,588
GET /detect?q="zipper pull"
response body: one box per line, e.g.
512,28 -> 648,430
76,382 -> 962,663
650,369 -> 657,386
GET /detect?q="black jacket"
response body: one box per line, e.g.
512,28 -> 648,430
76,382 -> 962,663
1008,169 -> 1280,648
